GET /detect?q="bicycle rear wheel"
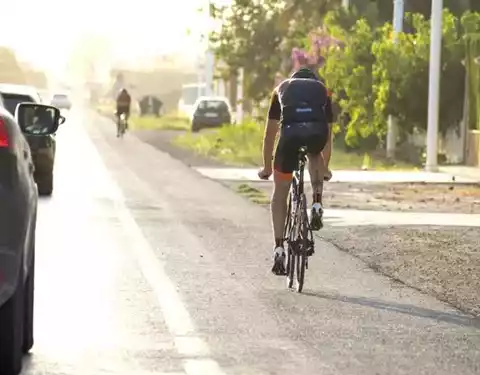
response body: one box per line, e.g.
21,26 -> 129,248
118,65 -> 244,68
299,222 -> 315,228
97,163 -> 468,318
295,194 -> 308,293
284,191 -> 295,288
119,121 -> 126,138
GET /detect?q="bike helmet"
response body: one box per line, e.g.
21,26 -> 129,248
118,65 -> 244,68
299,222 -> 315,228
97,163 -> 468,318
290,67 -> 320,80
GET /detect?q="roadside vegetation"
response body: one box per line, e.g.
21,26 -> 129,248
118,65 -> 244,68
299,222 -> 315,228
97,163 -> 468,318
174,120 -> 417,170
236,183 -> 270,205
129,113 -> 190,131
208,1 -> 480,165
95,101 -> 190,131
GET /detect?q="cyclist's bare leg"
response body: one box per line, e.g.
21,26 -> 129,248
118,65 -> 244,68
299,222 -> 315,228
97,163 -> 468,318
307,152 -> 326,230
115,111 -> 121,137
270,171 -> 291,275
308,152 -> 326,204
271,172 -> 291,243
322,124 -> 333,180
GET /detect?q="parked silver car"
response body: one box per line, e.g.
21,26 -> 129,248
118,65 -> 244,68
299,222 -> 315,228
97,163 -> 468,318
50,93 -> 72,110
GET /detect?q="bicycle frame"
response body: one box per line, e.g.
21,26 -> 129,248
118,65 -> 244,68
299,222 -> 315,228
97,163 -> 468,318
292,147 -> 307,199
117,113 -> 127,135
283,146 -> 315,292
288,147 -> 314,255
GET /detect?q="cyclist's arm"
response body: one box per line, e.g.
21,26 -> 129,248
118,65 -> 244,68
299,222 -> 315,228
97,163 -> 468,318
262,91 -> 281,170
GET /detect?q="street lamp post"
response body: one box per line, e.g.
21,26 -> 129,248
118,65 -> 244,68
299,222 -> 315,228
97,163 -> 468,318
386,0 -> 405,159
425,0 -> 443,172
204,0 -> 214,96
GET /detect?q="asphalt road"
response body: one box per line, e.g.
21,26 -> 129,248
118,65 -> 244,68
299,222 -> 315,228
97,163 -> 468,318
22,107 -> 480,375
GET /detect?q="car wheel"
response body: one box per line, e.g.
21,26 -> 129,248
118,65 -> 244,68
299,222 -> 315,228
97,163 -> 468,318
191,122 -> 201,133
23,244 -> 35,354
0,261 -> 24,375
38,174 -> 53,196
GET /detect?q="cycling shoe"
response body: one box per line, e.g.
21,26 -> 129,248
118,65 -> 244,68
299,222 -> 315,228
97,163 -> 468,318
271,247 -> 286,276
310,202 -> 324,231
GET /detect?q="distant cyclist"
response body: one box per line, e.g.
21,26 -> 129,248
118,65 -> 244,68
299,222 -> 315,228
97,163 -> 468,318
115,88 -> 131,137
258,67 -> 334,275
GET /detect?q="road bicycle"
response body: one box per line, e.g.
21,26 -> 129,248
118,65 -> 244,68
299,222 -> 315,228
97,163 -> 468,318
117,112 -> 128,138
283,146 -> 315,293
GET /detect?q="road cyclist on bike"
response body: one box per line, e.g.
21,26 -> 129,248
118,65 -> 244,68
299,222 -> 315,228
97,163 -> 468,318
258,67 -> 334,275
115,88 -> 132,137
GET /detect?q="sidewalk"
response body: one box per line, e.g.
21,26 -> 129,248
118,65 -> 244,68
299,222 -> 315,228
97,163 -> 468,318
324,209 -> 480,227
439,166 -> 480,182
195,167 -> 480,183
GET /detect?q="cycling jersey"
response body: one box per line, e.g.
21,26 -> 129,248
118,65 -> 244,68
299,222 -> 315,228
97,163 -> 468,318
116,91 -> 131,114
268,77 -> 333,175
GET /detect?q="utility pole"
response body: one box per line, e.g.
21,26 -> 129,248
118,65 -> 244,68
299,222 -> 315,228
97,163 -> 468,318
204,0 -> 214,96
386,0 -> 405,159
426,0 -> 443,172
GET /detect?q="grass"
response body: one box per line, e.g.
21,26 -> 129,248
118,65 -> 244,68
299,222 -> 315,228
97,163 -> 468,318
174,121 -> 418,170
174,120 -> 263,166
236,183 -> 270,205
94,100 -> 190,131
129,113 -> 190,131
331,149 -> 418,171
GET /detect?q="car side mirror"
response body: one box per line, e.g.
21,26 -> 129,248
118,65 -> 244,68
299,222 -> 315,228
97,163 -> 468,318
15,103 -> 62,135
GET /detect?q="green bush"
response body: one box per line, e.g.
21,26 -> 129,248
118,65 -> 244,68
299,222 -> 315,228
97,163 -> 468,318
174,120 -> 264,166
174,120 -> 417,170
321,9 -> 470,151
463,11 -> 480,130
131,113 -> 190,131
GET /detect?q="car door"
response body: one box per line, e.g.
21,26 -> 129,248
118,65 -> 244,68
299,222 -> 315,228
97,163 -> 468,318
0,109 -> 36,306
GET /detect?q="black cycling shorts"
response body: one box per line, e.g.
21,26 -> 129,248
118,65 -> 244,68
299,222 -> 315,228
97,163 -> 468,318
116,106 -> 130,117
274,122 -> 329,174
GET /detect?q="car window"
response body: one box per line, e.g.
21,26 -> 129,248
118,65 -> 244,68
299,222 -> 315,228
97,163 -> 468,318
1,94 -> 35,116
53,94 -> 67,99
197,100 -> 229,112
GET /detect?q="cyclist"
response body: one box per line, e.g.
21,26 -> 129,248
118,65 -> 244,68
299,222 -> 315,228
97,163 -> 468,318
115,88 -> 131,137
258,67 -> 334,275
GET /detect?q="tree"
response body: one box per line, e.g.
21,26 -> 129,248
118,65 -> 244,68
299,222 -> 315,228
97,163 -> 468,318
322,18 -> 379,148
373,11 -> 465,137
0,48 -> 26,84
462,11 -> 480,130
321,9 -> 467,151
210,0 -> 289,102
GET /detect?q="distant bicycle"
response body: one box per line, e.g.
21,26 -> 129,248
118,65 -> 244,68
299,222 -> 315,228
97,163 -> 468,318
284,146 -> 315,293
116,112 -> 128,138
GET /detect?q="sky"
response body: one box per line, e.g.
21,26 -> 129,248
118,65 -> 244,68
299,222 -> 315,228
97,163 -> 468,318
0,0 -> 212,77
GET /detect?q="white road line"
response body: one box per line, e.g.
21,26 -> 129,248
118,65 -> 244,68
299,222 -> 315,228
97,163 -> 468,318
73,117 -> 225,375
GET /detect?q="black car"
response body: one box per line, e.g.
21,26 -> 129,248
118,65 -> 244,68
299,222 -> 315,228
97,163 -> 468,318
191,96 -> 232,132
0,84 -> 57,196
0,103 -> 62,375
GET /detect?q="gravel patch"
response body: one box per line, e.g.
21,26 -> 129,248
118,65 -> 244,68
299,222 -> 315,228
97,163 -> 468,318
319,226 -> 480,318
